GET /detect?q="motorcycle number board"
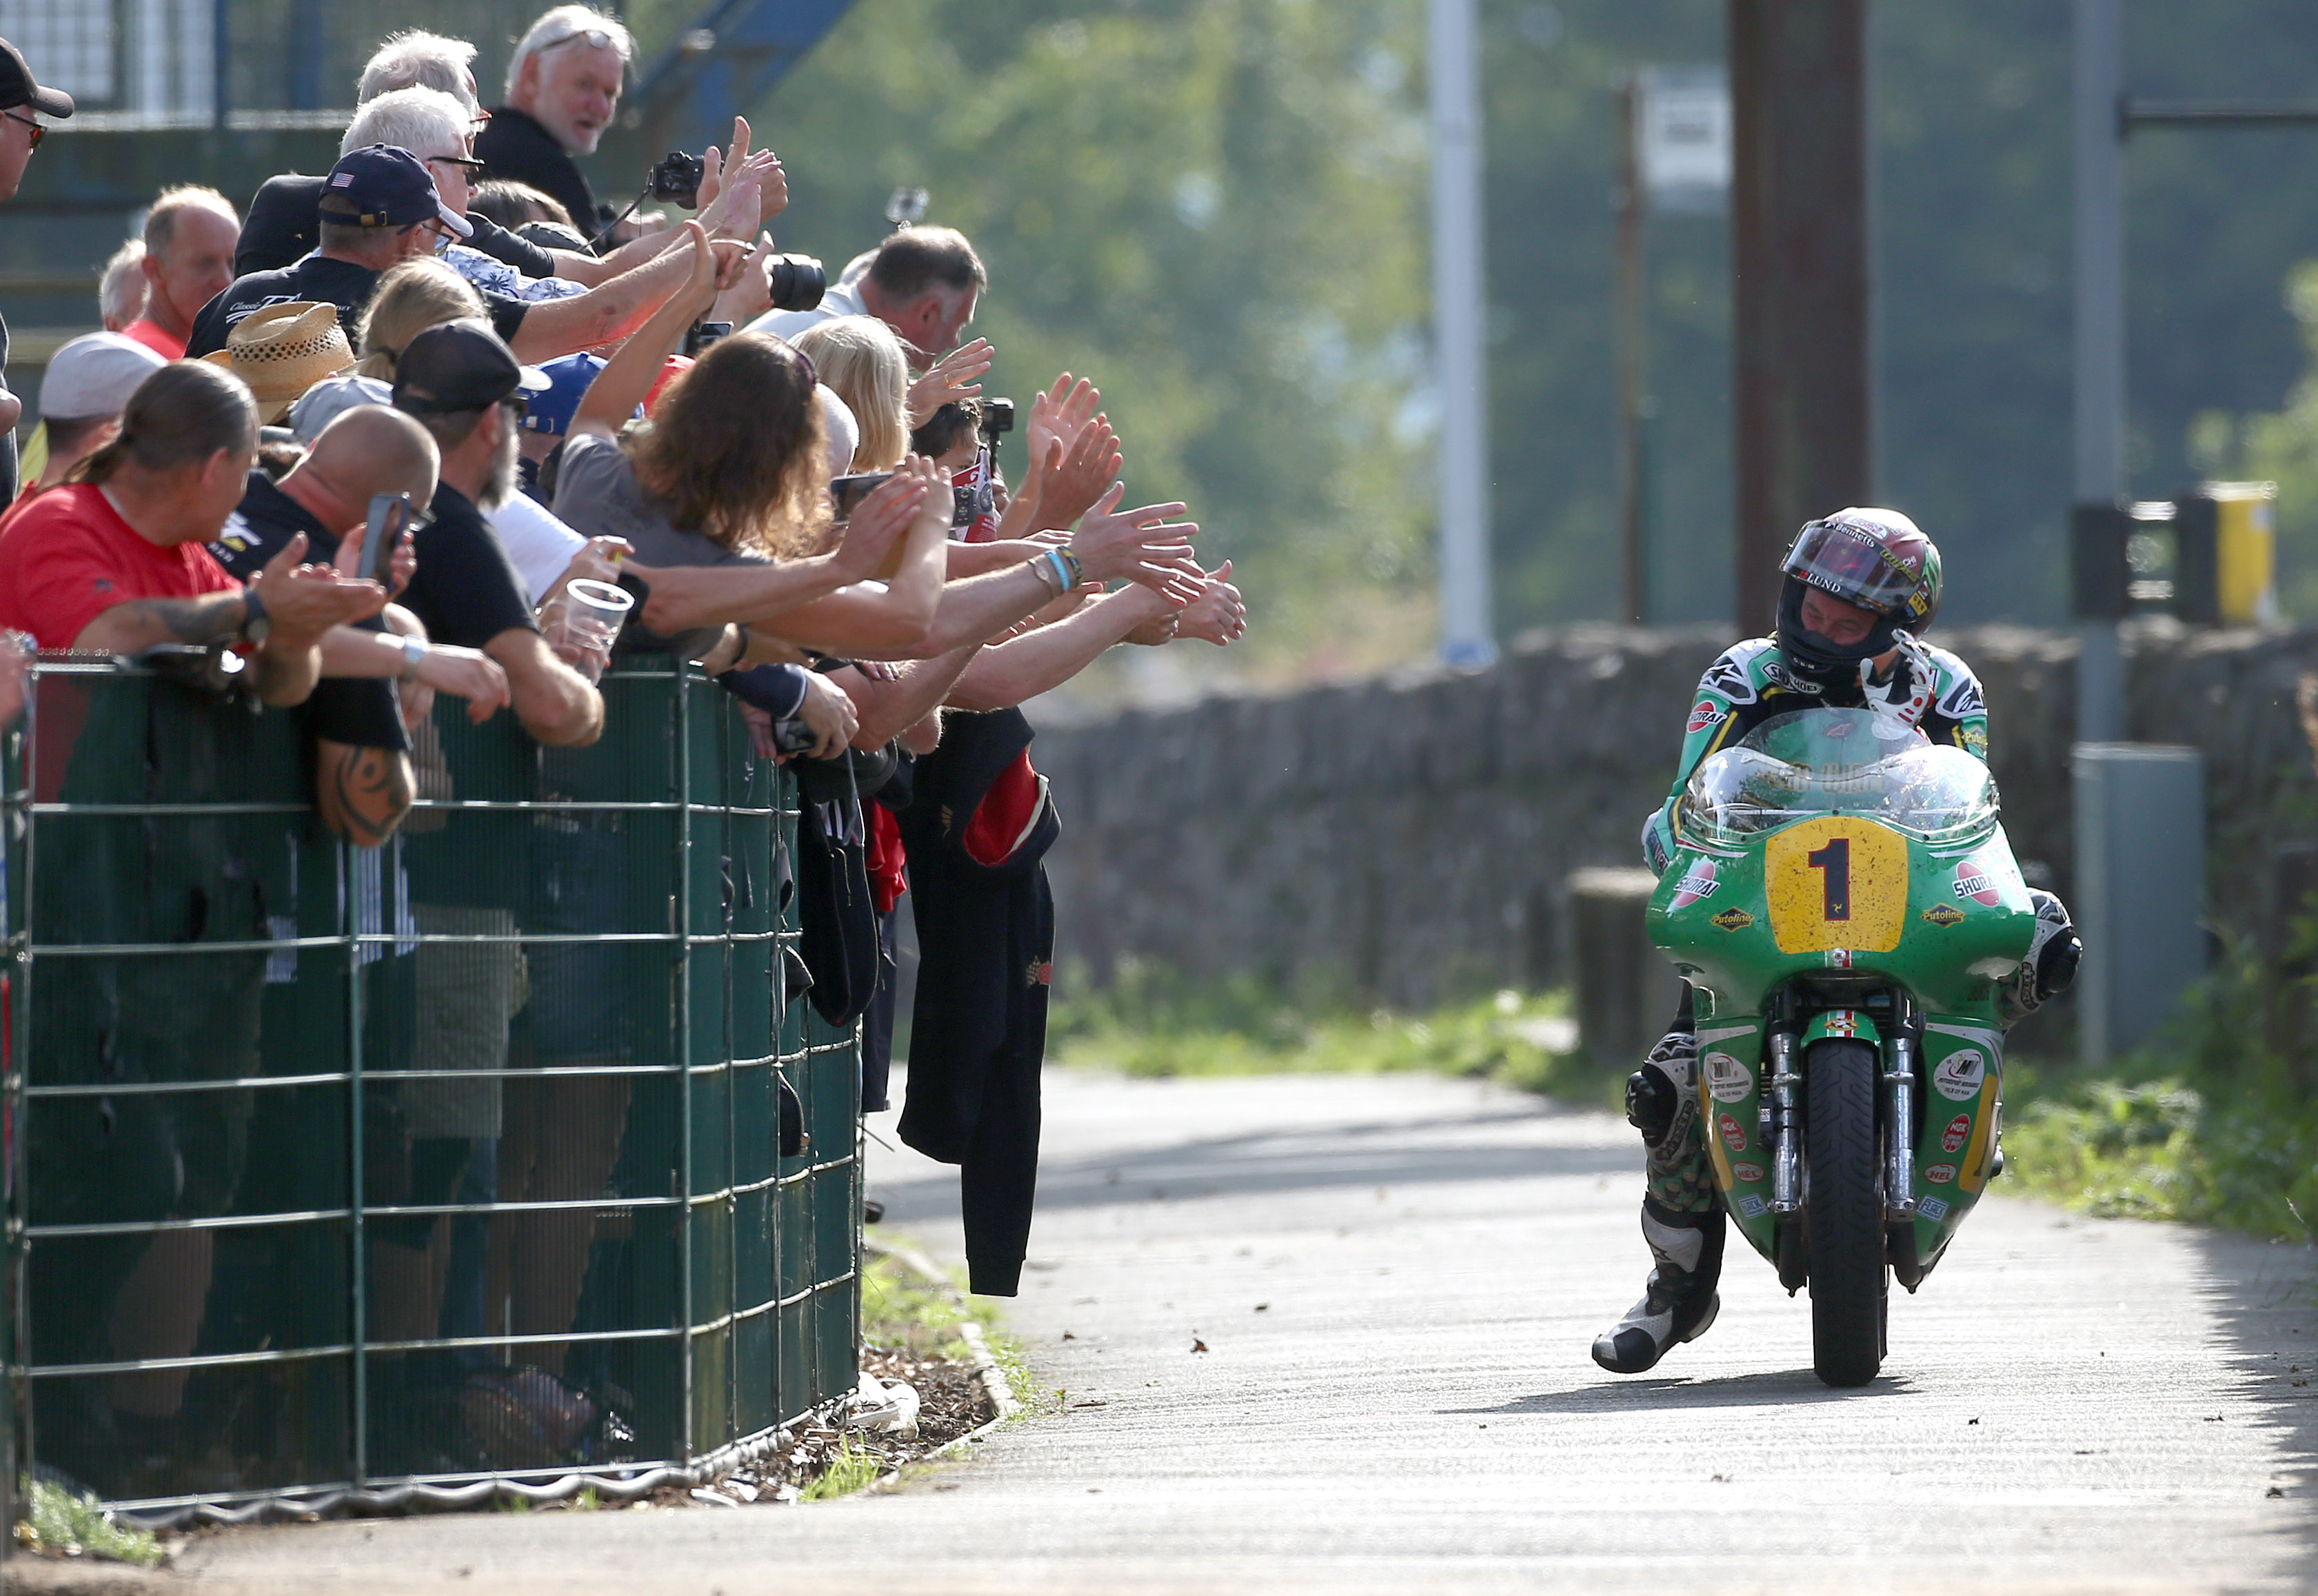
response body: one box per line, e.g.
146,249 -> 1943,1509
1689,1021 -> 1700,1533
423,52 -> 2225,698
1764,816 -> 1908,954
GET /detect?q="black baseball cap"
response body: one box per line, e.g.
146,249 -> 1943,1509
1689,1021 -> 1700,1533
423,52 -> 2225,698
0,38 -> 74,119
392,319 -> 551,415
318,144 -> 471,237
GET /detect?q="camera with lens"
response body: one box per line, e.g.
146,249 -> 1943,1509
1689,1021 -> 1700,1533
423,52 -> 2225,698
683,321 -> 732,358
980,398 -> 1014,445
765,253 -> 826,313
648,150 -> 705,208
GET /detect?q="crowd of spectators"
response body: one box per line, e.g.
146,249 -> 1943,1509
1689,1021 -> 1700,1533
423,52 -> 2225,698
0,8 -> 1245,1488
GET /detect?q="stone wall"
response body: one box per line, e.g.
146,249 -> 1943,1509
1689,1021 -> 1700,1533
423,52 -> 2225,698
1031,622 -> 2318,1009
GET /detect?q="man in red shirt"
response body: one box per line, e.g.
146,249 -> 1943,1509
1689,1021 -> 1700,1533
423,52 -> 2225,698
0,361 -> 387,703
120,185 -> 240,361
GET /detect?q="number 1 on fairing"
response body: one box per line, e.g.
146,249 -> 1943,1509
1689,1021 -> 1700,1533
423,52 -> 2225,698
1808,836 -> 1851,921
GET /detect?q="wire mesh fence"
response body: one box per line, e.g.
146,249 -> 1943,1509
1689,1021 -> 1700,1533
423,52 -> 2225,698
3,654 -> 860,1520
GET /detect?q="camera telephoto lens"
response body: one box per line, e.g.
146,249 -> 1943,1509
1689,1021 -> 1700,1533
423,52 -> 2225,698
765,254 -> 827,313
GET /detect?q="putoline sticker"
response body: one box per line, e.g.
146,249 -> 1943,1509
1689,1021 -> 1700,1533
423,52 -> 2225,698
1932,1047 -> 1986,1102
1702,1050 -> 1752,1103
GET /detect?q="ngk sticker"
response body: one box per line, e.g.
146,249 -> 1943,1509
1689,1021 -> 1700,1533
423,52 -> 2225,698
1717,1112 -> 1747,1153
1702,1051 -> 1753,1103
1939,1113 -> 1971,1154
1669,860 -> 1719,909
1686,699 -> 1725,734
1932,1048 -> 1986,1102
1922,1162 -> 1959,1185
1952,856 -> 2003,906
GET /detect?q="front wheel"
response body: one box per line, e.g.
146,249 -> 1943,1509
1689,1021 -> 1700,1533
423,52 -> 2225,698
1804,1037 -> 1887,1386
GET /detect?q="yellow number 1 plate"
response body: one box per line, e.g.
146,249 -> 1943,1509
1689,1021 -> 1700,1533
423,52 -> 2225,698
1764,816 -> 1908,954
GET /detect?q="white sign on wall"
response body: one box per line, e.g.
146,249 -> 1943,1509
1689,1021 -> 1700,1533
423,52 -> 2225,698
1640,65 -> 1730,215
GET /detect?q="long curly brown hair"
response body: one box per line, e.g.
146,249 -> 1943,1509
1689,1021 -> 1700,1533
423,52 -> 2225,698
624,332 -> 829,558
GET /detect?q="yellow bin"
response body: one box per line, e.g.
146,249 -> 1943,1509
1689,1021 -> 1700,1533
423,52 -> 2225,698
2204,481 -> 2277,625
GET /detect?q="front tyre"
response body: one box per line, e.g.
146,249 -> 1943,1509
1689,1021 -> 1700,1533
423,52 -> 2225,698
1804,1038 -> 1887,1386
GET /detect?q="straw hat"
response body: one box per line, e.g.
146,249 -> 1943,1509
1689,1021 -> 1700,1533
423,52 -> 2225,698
203,302 -> 356,424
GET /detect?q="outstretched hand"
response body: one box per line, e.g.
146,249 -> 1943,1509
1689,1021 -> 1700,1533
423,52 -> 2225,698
906,339 -> 994,426
1067,483 -> 1198,591
1036,414 -> 1122,529
829,460 -> 937,583
1026,374 -> 1100,465
1170,560 -> 1246,646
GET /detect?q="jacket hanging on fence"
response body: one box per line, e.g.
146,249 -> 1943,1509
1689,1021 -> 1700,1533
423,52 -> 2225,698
896,707 -> 1059,1297
792,752 -> 885,1029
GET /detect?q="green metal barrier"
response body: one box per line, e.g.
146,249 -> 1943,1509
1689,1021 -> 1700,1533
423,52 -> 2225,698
2,656 -> 860,1517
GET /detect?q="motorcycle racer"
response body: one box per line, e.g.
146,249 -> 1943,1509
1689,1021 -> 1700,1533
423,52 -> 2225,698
1593,508 -> 2082,1375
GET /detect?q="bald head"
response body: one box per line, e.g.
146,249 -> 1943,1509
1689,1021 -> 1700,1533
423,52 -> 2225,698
282,405 -> 441,534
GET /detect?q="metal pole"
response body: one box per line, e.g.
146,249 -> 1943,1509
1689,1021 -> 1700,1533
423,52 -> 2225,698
1615,76 -> 1648,627
2073,0 -> 2126,743
1429,0 -> 1495,667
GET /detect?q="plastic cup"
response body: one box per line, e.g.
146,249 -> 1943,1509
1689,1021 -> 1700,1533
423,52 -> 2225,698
542,578 -> 634,683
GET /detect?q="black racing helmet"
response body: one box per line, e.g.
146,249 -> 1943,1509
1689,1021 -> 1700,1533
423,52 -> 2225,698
1773,507 -> 1943,683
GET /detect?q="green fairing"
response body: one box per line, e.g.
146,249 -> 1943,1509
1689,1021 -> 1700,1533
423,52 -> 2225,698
1647,705 -> 2035,1283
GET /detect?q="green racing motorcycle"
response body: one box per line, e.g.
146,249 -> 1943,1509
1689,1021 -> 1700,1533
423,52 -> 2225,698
1645,706 -> 2037,1386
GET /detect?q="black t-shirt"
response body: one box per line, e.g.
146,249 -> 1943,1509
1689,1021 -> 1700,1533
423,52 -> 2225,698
474,107 -> 602,246
236,173 -> 560,281
187,254 -> 530,358
211,471 -> 407,752
399,481 -> 537,651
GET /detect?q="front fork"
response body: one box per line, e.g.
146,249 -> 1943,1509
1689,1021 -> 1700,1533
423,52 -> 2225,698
1882,998 -> 1918,1222
1765,993 -> 1919,1222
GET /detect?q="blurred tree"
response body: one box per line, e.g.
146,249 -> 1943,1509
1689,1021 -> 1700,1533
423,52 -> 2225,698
751,0 -> 1435,680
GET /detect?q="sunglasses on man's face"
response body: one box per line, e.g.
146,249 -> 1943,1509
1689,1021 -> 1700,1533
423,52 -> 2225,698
3,111 -> 43,150
427,153 -> 487,175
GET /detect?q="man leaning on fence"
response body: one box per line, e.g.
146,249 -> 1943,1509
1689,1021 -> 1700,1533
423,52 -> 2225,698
0,361 -> 389,705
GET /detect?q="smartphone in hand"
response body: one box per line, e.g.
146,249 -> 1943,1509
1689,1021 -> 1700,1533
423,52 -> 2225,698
358,493 -> 410,584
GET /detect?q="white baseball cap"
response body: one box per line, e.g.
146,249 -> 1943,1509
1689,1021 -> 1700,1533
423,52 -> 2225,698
39,332 -> 165,421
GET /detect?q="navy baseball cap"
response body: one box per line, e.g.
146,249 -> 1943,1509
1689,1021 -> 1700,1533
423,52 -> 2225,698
393,319 -> 550,415
0,38 -> 73,118
319,144 -> 472,237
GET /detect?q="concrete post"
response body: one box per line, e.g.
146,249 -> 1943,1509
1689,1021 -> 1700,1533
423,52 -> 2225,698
2073,744 -> 2206,1062
1570,868 -> 1684,1073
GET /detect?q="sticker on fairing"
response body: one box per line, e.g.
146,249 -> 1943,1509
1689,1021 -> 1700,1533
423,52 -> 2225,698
1702,1051 -> 1752,1103
1917,1196 -> 1951,1222
1737,1194 -> 1768,1218
1669,860 -> 1719,909
1922,1162 -> 1958,1185
1931,1048 -> 1986,1102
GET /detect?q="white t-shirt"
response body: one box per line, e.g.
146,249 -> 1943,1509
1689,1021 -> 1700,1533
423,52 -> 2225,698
747,276 -> 866,343
485,488 -> 587,605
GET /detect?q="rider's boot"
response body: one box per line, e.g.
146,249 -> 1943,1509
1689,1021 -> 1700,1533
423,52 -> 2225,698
1591,1029 -> 1727,1374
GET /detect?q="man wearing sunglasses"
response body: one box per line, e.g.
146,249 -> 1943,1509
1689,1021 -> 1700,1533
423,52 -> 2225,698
188,145 -> 492,358
0,35 -> 72,499
475,6 -> 634,245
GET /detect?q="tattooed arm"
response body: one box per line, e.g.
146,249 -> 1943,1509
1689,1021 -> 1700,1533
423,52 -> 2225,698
313,737 -> 416,847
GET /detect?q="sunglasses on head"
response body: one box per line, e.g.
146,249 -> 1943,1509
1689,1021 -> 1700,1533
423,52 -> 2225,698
538,24 -> 616,54
3,110 -> 42,149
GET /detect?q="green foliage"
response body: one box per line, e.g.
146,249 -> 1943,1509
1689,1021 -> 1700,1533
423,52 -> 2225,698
19,1478 -> 164,1567
754,0 -> 1435,678
801,1440 -> 888,1501
2001,918 -> 2318,1241
713,0 -> 2318,648
1053,971 -> 1613,1103
861,1245 -> 991,1362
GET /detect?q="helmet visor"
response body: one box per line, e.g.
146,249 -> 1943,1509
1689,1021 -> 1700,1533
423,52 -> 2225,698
1782,519 -> 1925,616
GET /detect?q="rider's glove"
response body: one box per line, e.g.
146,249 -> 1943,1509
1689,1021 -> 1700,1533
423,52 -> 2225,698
1859,633 -> 1936,732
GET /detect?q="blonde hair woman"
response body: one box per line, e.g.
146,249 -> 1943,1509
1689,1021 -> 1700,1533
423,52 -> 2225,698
355,257 -> 487,380
789,315 -> 908,470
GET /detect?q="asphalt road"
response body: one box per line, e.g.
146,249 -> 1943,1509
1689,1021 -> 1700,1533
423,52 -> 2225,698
38,1069 -> 2318,1595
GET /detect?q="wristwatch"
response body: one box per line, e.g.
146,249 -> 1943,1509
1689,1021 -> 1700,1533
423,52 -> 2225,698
398,634 -> 428,681
237,587 -> 270,647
